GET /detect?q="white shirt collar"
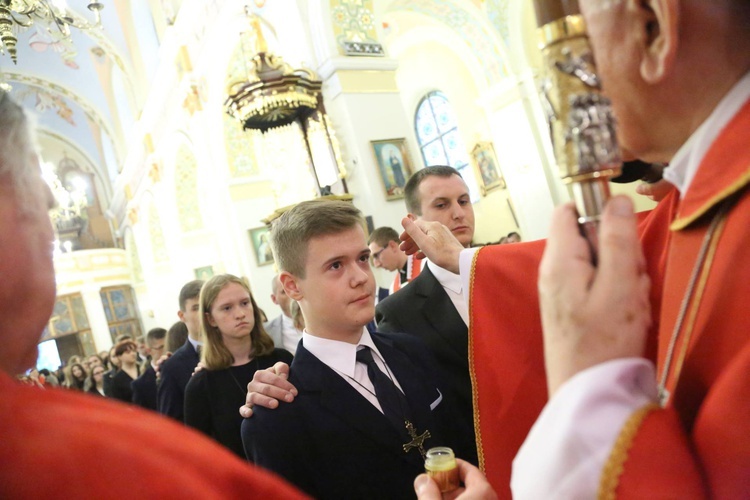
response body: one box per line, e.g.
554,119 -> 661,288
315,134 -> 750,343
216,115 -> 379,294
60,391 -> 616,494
301,327 -> 384,378
663,71 -> 750,197
426,259 -> 462,294
187,336 -> 202,351
281,314 -> 296,330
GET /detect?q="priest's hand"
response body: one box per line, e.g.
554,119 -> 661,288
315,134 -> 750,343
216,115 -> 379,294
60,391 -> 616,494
414,459 -> 497,500
239,361 -> 298,418
636,179 -> 675,202
401,217 -> 463,274
538,196 -> 652,396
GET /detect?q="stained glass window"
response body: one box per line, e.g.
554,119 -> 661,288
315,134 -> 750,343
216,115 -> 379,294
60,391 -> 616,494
100,286 -> 143,344
43,293 -> 95,356
414,91 -> 480,202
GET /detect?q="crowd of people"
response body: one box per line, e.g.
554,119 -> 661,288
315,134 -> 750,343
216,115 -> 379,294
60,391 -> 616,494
4,1 -> 749,498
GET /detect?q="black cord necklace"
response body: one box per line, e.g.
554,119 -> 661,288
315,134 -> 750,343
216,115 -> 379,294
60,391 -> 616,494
228,357 -> 258,398
340,352 -> 432,458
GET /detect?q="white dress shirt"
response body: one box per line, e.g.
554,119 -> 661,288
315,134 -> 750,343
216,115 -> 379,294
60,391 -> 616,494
280,314 -> 303,355
301,327 -> 404,413
187,336 -> 202,352
511,70 -> 750,499
427,259 -> 469,326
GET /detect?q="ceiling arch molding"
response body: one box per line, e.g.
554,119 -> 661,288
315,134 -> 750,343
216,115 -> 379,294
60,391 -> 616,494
4,72 -> 121,162
383,0 -> 512,86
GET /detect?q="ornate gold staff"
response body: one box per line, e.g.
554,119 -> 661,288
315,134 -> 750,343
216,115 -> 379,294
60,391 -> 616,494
534,0 -> 621,259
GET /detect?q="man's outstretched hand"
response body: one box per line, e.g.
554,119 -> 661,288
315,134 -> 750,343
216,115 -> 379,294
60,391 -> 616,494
239,361 -> 298,418
400,217 -> 463,274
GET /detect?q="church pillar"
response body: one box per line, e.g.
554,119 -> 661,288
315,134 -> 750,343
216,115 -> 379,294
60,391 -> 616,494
80,284 -> 114,352
477,70 -> 564,241
318,57 -> 421,228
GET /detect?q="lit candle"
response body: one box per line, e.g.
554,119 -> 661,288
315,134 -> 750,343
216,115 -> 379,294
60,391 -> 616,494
424,447 -> 459,493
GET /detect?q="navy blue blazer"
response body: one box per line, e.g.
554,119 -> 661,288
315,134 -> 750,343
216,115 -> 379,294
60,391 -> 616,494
131,365 -> 157,411
375,265 -> 478,465
157,339 -> 199,421
242,331 -> 458,500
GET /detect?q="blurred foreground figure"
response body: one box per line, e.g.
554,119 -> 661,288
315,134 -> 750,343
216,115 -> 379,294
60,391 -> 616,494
0,92 -> 306,499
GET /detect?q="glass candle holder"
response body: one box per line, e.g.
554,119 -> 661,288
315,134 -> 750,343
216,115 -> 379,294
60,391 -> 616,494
424,447 -> 459,493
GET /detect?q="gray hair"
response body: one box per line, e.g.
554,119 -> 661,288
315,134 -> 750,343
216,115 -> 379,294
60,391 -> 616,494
0,91 -> 39,201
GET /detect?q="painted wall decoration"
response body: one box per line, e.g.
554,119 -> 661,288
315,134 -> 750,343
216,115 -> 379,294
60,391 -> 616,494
330,0 -> 383,55
484,0 -> 512,49
16,87 -> 76,125
28,25 -> 79,69
147,204 -> 169,263
174,144 -> 204,232
223,112 -> 261,178
125,229 -> 144,283
386,0 -> 509,83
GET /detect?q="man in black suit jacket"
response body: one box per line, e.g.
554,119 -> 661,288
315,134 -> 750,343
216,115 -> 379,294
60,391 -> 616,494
132,365 -> 157,410
375,166 -> 478,465
157,280 -> 204,421
375,263 -> 476,465
242,200 -> 458,499
244,332 -> 453,500
132,327 -> 166,411
240,167 -> 481,467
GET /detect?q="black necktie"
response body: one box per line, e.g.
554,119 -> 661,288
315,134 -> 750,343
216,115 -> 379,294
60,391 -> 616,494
356,346 -> 408,432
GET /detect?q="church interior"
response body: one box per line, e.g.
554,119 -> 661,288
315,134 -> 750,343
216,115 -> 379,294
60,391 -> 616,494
1,0 -> 653,367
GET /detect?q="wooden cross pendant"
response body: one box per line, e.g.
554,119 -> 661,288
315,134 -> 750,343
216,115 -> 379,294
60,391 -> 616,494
402,420 -> 431,458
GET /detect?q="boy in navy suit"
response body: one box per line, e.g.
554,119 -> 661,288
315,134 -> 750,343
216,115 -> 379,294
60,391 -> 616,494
157,280 -> 204,421
241,200 -> 457,500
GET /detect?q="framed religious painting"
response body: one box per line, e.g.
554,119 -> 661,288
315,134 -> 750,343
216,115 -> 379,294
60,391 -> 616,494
193,266 -> 214,281
249,226 -> 274,267
370,138 -> 415,201
471,142 -> 506,195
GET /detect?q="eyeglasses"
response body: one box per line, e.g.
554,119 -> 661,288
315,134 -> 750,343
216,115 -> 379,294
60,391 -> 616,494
371,247 -> 386,262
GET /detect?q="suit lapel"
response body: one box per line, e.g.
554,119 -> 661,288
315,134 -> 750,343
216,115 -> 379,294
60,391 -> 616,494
373,335 -> 439,452
292,345 -> 423,466
411,266 -> 468,356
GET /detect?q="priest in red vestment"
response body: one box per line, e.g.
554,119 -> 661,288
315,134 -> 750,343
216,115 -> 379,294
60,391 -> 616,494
410,1 -> 750,499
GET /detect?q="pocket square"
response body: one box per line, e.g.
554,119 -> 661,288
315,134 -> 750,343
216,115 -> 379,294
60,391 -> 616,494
429,389 -> 443,410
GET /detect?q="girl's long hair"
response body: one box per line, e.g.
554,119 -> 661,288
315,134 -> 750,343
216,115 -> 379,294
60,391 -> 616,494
200,274 -> 275,370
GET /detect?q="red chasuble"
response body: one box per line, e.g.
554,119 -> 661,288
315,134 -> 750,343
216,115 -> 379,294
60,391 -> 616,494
391,254 -> 424,293
469,100 -> 750,499
0,372 -> 308,498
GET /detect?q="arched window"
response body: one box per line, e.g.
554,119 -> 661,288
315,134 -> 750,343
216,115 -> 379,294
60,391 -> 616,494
414,91 -> 479,201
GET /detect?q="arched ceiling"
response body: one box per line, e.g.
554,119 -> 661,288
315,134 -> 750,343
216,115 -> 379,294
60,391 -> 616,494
383,0 -> 511,85
0,0 -> 162,207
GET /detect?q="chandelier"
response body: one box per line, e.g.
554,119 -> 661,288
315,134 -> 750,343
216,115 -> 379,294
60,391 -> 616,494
0,0 -> 104,64
41,160 -> 88,245
225,12 -> 348,197
225,13 -> 322,133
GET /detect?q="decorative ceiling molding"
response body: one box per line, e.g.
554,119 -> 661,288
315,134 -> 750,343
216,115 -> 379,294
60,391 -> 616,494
4,72 -> 119,158
385,0 -> 510,83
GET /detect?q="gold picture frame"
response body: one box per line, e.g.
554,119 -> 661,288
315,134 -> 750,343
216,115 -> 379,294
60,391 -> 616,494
370,138 -> 415,201
248,226 -> 274,267
471,142 -> 506,195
